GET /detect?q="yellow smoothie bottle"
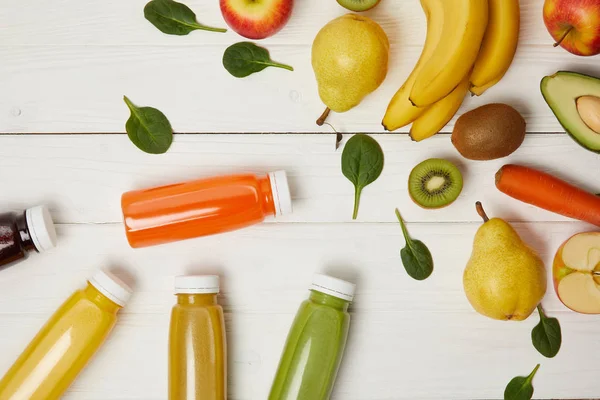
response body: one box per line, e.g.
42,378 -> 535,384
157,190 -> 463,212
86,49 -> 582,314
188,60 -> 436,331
169,275 -> 226,400
0,270 -> 132,400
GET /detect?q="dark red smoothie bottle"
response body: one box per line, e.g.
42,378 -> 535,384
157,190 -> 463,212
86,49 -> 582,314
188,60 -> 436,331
0,205 -> 57,270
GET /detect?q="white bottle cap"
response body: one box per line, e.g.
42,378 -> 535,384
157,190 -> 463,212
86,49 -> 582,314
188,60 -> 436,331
268,170 -> 293,217
25,205 -> 57,253
311,274 -> 356,302
175,275 -> 220,294
89,270 -> 133,307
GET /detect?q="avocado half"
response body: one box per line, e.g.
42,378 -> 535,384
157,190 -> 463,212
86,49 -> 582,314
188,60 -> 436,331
541,71 -> 600,153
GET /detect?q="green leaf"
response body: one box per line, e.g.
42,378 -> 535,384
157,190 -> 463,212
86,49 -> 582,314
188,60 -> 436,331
341,134 -> 384,219
223,42 -> 294,78
144,0 -> 226,35
123,96 -> 173,154
396,209 -> 434,280
504,364 -> 540,400
532,304 -> 562,358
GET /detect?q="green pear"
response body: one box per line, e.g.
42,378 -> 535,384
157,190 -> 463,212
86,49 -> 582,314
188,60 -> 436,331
463,202 -> 546,321
312,14 -> 389,125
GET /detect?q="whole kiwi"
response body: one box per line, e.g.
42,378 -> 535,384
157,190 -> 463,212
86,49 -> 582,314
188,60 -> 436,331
452,103 -> 526,161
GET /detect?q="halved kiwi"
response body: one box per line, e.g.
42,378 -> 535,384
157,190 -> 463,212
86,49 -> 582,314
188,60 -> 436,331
408,158 -> 463,209
337,0 -> 381,12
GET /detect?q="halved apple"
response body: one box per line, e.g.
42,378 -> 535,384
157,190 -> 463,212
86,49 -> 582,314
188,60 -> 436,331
554,232 -> 600,314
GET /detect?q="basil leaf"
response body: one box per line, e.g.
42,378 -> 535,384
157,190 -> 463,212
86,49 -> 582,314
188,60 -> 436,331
144,0 -> 226,35
504,364 -> 540,400
223,42 -> 294,78
341,134 -> 384,219
396,209 -> 433,280
124,96 -> 173,154
532,304 -> 562,358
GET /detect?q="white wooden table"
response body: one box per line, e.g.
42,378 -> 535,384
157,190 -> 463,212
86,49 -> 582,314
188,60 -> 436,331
1,1 -> 600,399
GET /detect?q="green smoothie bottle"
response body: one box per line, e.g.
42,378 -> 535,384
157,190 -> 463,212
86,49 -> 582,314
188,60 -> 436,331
269,274 -> 355,400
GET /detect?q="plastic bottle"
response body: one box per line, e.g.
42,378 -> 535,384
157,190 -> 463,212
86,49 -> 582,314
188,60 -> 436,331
121,171 -> 292,248
0,270 -> 132,400
269,274 -> 355,400
0,205 -> 57,270
169,275 -> 226,400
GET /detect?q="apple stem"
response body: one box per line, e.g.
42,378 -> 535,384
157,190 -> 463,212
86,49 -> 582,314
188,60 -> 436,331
317,107 -> 331,126
475,202 -> 489,222
553,26 -> 574,48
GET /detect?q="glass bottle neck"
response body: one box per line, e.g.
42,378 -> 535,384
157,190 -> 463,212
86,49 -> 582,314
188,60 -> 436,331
258,176 -> 277,217
309,290 -> 350,311
15,212 -> 36,252
84,284 -> 122,314
177,293 -> 218,306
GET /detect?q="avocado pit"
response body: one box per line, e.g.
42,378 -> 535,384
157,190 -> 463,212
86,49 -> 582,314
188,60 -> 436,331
576,96 -> 600,134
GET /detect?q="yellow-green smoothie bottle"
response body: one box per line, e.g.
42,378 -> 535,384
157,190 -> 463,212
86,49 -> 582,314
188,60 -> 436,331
0,270 -> 132,400
169,275 -> 226,400
269,274 -> 355,400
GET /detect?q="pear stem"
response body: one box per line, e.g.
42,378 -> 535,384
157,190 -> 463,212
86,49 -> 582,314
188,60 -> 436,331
553,26 -> 574,47
475,201 -> 489,222
317,107 -> 331,126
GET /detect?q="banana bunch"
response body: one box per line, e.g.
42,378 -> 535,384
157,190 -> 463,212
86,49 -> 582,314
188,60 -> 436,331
382,0 -> 520,141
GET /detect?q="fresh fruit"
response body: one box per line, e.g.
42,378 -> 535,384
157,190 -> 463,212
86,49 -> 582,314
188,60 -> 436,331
452,103 -> 526,160
553,232 -> 600,314
337,0 -> 381,12
382,0 -> 444,131
463,202 -> 546,321
312,14 -> 389,125
496,164 -> 600,227
543,0 -> 600,56
219,0 -> 293,40
409,0 -> 489,107
470,0 -> 520,96
408,158 -> 463,209
541,71 -> 600,153
409,74 -> 470,142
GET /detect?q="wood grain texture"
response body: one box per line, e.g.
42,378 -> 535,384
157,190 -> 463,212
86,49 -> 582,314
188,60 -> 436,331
0,134 -> 599,224
1,0 -> 598,133
2,0 -> 600,398
0,221 -> 598,400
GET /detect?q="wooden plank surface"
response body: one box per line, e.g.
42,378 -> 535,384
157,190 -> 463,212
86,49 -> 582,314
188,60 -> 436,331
0,221 -> 598,400
1,0 -> 597,133
0,134 -> 599,399
0,134 -> 598,224
3,0 -> 600,398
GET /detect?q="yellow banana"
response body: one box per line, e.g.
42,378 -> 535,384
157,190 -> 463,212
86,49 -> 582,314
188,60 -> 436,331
409,0 -> 489,107
470,75 -> 500,96
409,74 -> 471,142
382,0 -> 443,131
470,0 -> 520,96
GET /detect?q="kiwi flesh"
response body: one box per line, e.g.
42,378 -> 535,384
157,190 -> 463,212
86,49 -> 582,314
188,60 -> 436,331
408,158 -> 463,209
337,0 -> 381,12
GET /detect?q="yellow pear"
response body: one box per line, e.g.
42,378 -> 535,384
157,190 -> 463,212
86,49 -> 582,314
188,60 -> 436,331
312,14 -> 389,125
463,202 -> 546,321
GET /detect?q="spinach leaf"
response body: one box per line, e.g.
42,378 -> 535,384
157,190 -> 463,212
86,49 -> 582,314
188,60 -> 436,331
532,304 -> 561,358
124,96 -> 173,154
223,42 -> 294,78
144,0 -> 227,35
504,364 -> 540,400
395,209 -> 434,280
341,134 -> 384,219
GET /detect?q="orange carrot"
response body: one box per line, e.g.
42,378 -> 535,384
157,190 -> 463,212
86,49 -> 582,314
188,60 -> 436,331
495,164 -> 600,226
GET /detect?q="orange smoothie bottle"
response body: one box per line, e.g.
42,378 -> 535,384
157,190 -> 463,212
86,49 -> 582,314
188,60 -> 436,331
169,275 -> 226,400
121,170 -> 292,248
0,270 -> 132,400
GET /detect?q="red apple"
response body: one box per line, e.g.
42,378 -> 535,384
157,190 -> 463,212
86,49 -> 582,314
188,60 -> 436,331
220,0 -> 293,40
543,0 -> 600,56
553,232 -> 600,313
